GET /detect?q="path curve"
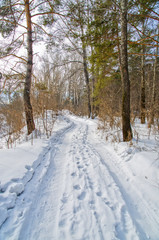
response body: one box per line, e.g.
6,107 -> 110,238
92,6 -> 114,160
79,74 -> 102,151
1,115 -> 158,240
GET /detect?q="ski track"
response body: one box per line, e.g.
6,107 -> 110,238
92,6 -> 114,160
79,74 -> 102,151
0,116 -> 158,240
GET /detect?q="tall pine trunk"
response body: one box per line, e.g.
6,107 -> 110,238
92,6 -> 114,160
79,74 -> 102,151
82,46 -> 91,118
120,0 -> 132,141
24,0 -> 35,135
140,22 -> 146,124
81,24 -> 91,118
149,26 -> 159,126
140,47 -> 146,124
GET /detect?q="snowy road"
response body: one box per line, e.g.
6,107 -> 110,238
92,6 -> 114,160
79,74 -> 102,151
0,115 -> 159,240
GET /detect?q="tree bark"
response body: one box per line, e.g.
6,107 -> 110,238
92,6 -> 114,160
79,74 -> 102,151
24,0 -> 35,135
90,46 -> 97,119
140,47 -> 146,124
120,0 -> 132,141
140,21 -> 146,124
82,45 -> 91,118
149,26 -> 159,126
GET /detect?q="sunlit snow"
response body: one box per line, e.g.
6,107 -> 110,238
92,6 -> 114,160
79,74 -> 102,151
0,112 -> 159,240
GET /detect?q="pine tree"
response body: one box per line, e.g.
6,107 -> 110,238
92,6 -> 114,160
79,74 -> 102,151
0,0 -> 59,134
120,0 -> 132,141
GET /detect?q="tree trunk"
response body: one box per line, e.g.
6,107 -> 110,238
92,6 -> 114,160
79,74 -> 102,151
149,26 -> 159,126
120,0 -> 132,141
79,19 -> 91,118
140,33 -> 146,124
82,45 -> 91,118
90,46 -> 96,119
91,73 -> 96,119
24,0 -> 35,135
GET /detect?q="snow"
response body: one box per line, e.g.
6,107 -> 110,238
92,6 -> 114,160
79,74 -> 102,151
0,112 -> 159,239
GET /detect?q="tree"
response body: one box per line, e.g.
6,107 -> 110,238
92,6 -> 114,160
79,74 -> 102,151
120,0 -> 132,141
149,25 -> 159,126
140,21 -> 146,124
24,0 -> 35,134
59,0 -> 92,117
128,0 -> 159,125
0,0 -> 59,134
88,0 -> 120,120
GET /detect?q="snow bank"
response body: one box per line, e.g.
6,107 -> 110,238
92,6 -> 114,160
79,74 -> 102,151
0,208 -> 8,227
0,140 -> 48,227
9,183 -> 24,196
0,114 -> 72,228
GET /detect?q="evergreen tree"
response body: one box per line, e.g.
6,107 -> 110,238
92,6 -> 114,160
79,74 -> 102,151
120,0 -> 132,141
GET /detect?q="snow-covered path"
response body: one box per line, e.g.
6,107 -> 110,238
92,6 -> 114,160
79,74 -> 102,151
0,115 -> 159,240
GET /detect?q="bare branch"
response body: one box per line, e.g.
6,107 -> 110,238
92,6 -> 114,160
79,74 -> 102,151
32,21 -> 52,37
31,11 -> 65,18
135,34 -> 159,43
0,54 -> 27,62
128,41 -> 159,48
129,23 -> 159,44
129,13 -> 159,22
6,32 -> 26,49
0,18 -> 27,29
137,2 -> 159,18
11,68 -> 26,79
51,60 -> 83,68
128,52 -> 159,57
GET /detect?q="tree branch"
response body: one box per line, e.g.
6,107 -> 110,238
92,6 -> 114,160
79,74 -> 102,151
128,52 -> 159,57
31,11 -> 65,18
0,18 -> 27,29
129,23 -> 159,44
0,54 -> 27,62
32,21 -> 52,37
129,13 -> 159,22
128,41 -> 159,48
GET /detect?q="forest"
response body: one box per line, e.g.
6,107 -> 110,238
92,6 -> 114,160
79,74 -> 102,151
0,0 -> 159,145
0,1 -> 159,238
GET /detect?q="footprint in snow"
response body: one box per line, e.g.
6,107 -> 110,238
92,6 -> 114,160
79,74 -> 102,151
104,199 -> 115,210
18,211 -> 23,218
71,172 -> 77,177
89,200 -> 95,205
73,185 -> 81,190
78,165 -> 83,169
61,194 -> 68,204
71,220 -> 78,234
59,219 -> 66,227
96,191 -> 102,197
73,205 -> 80,214
77,191 -> 86,200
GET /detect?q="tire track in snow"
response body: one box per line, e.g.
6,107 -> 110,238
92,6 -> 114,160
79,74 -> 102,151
0,117 -> 75,240
103,146 -> 159,239
18,120 -> 76,240
76,125 -> 140,240
86,133 -> 153,240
